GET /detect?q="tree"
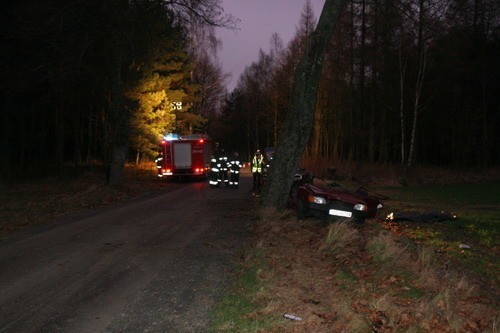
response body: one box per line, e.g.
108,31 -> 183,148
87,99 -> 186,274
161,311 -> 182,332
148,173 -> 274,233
263,0 -> 349,210
268,33 -> 286,147
104,0 -> 235,185
186,19 -> 230,134
128,42 -> 192,162
190,52 -> 229,132
392,0 -> 450,167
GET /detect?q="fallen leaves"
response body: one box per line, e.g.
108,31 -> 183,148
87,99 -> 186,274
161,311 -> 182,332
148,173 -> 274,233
0,166 -> 162,236
249,212 -> 499,332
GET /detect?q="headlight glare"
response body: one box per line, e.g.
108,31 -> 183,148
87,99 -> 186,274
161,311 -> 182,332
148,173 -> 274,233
312,196 -> 326,204
354,203 -> 366,211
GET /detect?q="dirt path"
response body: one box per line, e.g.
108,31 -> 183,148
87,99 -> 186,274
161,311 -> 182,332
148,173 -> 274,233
0,174 -> 256,332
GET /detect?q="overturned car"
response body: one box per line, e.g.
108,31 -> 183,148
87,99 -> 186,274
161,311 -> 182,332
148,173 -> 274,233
288,172 -> 384,223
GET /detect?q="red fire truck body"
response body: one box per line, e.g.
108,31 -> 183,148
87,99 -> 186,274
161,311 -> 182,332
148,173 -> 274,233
159,134 -> 215,179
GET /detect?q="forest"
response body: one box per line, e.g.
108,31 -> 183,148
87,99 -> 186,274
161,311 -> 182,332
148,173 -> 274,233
1,0 -> 499,183
0,0 -> 231,183
217,0 -> 500,169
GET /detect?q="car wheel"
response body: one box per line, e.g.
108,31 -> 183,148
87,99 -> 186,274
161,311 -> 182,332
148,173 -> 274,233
297,199 -> 307,220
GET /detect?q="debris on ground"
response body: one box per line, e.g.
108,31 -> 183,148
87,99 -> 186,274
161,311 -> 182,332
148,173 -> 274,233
283,313 -> 303,321
386,211 -> 457,222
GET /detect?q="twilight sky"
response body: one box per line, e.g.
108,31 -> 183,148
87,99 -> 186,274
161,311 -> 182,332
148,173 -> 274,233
217,0 -> 326,92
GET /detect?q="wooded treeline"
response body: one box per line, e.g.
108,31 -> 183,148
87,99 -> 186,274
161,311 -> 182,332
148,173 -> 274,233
215,0 -> 500,169
0,0 -> 230,182
2,0 -> 499,183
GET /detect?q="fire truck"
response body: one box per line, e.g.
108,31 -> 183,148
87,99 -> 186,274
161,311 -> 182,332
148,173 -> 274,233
158,134 -> 216,179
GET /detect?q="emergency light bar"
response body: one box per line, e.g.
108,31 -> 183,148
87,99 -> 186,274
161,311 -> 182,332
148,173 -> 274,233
163,133 -> 180,141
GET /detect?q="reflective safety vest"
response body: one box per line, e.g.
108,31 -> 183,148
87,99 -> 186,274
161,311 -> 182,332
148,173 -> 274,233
251,156 -> 264,173
218,155 -> 228,171
229,158 -> 242,172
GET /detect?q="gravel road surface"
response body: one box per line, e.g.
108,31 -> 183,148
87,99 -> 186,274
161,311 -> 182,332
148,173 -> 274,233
0,173 -> 256,332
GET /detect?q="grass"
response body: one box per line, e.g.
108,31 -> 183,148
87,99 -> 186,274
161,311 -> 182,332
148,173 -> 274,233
378,181 -> 500,286
322,221 -> 360,253
209,251 -> 274,332
334,268 -> 358,290
212,180 -> 500,332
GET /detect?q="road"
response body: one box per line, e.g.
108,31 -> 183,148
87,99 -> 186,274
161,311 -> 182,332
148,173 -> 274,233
0,173 -> 255,332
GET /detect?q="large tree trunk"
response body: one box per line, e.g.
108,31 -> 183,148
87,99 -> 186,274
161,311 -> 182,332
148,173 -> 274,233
105,0 -> 130,186
107,43 -> 129,186
262,0 -> 348,210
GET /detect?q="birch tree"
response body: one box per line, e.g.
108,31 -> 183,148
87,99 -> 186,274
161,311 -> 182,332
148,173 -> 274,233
395,0 -> 449,167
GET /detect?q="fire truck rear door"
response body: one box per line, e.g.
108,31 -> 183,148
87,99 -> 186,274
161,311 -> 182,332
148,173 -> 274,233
173,142 -> 192,168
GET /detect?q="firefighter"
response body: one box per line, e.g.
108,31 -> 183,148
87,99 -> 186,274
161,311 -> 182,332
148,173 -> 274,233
251,150 -> 265,196
228,151 -> 242,188
154,150 -> 163,177
208,154 -> 219,187
217,148 -> 229,187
